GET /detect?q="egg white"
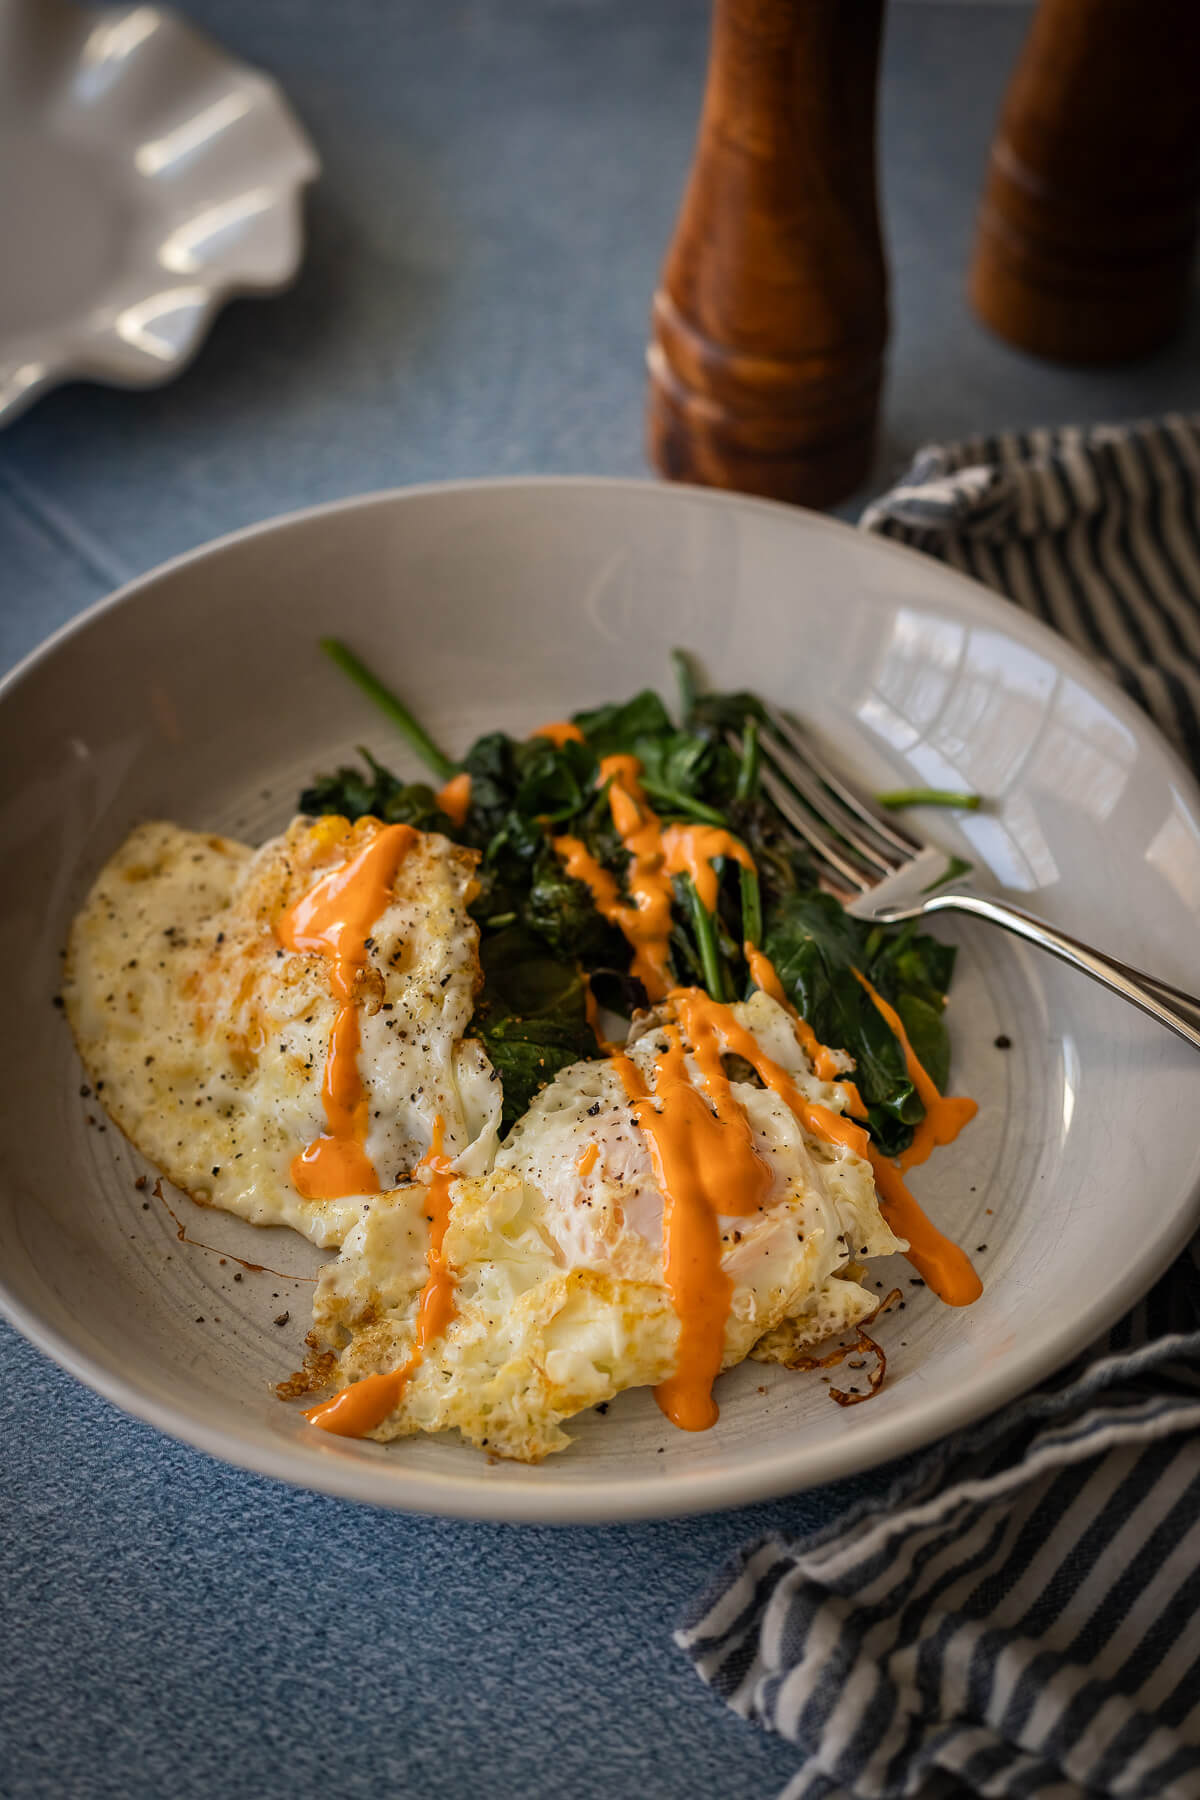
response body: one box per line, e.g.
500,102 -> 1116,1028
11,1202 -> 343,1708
64,815 -> 500,1248
310,991 -> 904,1459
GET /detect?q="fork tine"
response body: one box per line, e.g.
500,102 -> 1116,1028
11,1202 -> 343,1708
747,751 -> 875,893
763,703 -> 924,859
754,726 -> 901,878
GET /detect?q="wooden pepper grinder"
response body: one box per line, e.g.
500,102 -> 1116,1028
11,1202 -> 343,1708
969,0 -> 1200,363
646,0 -> 888,510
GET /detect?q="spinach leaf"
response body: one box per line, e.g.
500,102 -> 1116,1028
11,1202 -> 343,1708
524,843 -> 627,963
472,927 -> 600,1131
459,732 -> 516,844
632,731 -> 740,816
299,753 -> 453,832
572,689 -> 674,757
304,650 -> 964,1160
763,892 -> 924,1157
513,736 -> 596,823
864,917 -> 957,1014
687,688 -> 767,737
894,993 -> 950,1096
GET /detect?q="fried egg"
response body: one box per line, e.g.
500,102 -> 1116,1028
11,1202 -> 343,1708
64,815 -> 500,1247
310,991 -> 904,1460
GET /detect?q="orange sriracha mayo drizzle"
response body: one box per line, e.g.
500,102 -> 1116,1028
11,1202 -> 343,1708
277,822 -> 418,1199
611,1027 -> 770,1432
852,970 -> 978,1170
435,771 -> 472,828
595,755 -> 676,998
865,1152 -> 981,1306
532,719 -> 585,747
306,1118 -> 458,1436
553,756 -> 756,1004
609,987 -> 885,1434
673,987 -> 871,1159
661,823 -> 754,911
576,1142 -> 600,1177
743,941 -> 845,1085
742,947 -> 980,1304
850,969 -> 982,1306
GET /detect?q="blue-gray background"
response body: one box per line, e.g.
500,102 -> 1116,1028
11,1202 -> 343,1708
4,4 -> 1199,1796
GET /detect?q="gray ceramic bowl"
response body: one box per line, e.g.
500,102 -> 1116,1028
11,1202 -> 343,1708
2,479 -> 1198,1520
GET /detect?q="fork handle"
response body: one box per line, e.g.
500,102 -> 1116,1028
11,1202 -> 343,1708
919,890 -> 1200,1053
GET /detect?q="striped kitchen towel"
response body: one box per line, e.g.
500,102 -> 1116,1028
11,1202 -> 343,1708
678,415 -> 1200,1800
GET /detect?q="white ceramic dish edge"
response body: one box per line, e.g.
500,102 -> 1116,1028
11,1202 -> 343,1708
3,477 -> 1199,1523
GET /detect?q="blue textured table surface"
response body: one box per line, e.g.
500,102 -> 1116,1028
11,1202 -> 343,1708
4,5 -> 1199,1796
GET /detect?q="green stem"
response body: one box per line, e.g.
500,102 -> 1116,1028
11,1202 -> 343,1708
320,638 -> 458,781
739,863 -> 762,952
919,853 -> 974,893
735,717 -> 760,803
877,787 -> 981,811
639,781 -> 728,827
671,647 -> 698,724
680,874 -> 727,1000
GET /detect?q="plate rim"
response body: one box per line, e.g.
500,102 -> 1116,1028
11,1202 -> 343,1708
4,473 -> 1200,1523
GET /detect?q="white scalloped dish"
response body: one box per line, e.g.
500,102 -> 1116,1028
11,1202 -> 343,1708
0,0 -> 319,424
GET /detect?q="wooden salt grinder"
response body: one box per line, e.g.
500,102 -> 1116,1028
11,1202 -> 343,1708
969,0 -> 1200,363
646,0 -> 888,510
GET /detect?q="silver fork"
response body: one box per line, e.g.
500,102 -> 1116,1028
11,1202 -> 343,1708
728,705 -> 1200,1053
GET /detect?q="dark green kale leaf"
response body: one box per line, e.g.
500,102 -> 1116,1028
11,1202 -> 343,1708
472,927 -> 601,1131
